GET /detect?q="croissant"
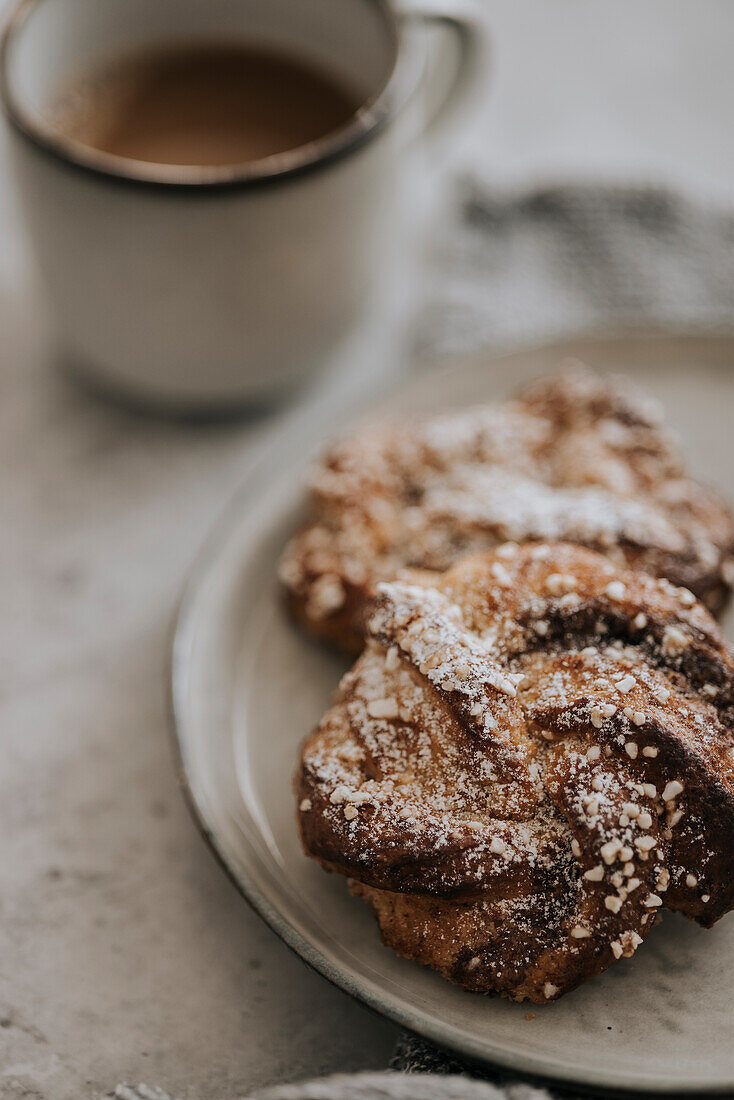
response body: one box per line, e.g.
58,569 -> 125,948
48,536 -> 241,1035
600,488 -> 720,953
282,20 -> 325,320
297,543 -> 734,1002
280,366 -> 734,653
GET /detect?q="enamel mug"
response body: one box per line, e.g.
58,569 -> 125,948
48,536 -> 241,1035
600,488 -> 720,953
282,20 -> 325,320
1,0 -> 487,410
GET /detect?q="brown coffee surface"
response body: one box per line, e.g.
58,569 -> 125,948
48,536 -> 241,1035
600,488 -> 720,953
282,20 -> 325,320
51,43 -> 361,167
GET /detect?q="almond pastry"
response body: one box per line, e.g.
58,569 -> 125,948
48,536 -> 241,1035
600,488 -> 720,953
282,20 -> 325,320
297,543 -> 734,1002
281,366 -> 734,652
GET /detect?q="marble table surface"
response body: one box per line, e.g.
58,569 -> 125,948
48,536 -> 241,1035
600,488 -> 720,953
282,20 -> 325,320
4,2 -> 734,1097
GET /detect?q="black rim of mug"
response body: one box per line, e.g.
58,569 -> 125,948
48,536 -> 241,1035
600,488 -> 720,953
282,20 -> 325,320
0,0 -> 407,193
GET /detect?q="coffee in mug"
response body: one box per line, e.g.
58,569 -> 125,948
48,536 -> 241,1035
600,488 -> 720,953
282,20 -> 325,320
50,43 -> 362,167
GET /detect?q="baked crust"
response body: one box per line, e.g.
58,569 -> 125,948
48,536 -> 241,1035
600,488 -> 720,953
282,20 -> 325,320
297,543 -> 734,1002
280,366 -> 734,652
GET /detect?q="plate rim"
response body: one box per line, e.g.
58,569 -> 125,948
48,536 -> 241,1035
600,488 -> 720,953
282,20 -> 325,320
170,330 -> 734,1095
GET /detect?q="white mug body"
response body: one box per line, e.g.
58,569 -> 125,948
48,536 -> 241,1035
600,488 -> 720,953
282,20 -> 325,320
8,126 -> 397,405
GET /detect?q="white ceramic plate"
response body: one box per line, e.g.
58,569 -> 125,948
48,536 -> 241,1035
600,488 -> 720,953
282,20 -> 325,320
171,334 -> 734,1095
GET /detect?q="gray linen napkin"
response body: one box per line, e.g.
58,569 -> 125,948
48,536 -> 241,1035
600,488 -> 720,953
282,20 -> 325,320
111,183 -> 734,1100
111,1074 -> 549,1100
418,180 -> 734,356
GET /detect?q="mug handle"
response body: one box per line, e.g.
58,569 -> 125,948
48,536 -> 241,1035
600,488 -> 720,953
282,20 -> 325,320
397,0 -> 489,145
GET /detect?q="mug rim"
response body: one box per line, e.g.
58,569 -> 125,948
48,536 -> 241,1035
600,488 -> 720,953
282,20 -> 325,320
0,0 -> 405,191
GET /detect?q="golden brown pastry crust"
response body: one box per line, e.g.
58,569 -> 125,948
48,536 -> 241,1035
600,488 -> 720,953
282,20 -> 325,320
280,366 -> 734,652
297,543 -> 734,1002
